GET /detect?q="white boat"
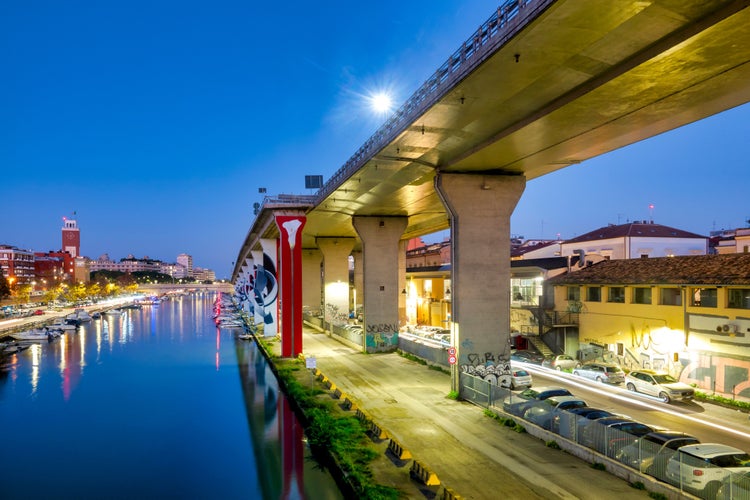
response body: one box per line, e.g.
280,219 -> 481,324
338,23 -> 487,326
104,309 -> 123,316
9,328 -> 61,342
73,308 -> 93,322
50,318 -> 78,331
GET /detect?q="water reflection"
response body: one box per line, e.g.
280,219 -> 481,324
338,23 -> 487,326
0,293 -> 342,500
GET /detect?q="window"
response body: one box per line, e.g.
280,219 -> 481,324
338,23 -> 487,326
660,288 -> 682,306
607,287 -> 625,303
587,286 -> 601,302
728,289 -> 750,310
633,287 -> 652,305
691,288 -> 717,308
566,286 -> 580,301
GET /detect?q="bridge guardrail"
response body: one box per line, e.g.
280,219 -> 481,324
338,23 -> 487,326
315,0 -> 553,203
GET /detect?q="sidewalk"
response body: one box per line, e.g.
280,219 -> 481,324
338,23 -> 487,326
291,326 -> 656,499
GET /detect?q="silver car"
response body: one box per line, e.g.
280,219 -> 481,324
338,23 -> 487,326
573,362 -> 625,384
625,369 -> 695,403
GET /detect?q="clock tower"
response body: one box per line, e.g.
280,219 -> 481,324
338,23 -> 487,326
62,216 -> 80,258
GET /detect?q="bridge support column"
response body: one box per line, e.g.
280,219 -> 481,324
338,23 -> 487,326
275,215 -> 306,358
250,250 -> 263,327
255,240 -> 279,337
301,249 -> 322,316
352,216 -> 408,353
317,238 -> 355,333
352,250 -> 363,321
435,173 -> 525,389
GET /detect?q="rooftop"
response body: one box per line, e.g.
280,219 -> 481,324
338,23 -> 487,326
548,254 -> 750,286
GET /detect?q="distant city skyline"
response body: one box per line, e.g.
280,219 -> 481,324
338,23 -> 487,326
4,2 -> 749,278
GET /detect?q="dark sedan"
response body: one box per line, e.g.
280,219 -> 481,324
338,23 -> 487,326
510,350 -> 545,365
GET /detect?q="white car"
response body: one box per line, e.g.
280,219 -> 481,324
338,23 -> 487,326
666,443 -> 750,498
625,369 -> 694,403
509,367 -> 532,389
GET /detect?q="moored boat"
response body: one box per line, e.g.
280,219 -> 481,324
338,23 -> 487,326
9,328 -> 62,342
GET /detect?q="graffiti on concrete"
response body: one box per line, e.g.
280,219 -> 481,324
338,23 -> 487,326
365,331 -> 398,349
366,323 -> 398,334
460,351 -> 512,387
325,302 -> 348,326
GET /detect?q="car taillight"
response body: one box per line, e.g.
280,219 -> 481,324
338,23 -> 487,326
693,469 -> 704,476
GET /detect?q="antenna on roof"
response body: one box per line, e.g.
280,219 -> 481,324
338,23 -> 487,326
648,203 -> 654,223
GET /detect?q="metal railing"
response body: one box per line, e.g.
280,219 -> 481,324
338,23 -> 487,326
314,0 -> 551,204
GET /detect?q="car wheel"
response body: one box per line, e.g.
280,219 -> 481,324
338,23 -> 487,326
573,370 -> 580,377
595,376 -> 603,383
555,366 -> 562,371
704,482 -> 721,499
626,383 -> 636,392
659,392 -> 671,403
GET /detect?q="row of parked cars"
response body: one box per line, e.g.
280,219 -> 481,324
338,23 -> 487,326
510,350 -> 696,403
501,381 -> 750,499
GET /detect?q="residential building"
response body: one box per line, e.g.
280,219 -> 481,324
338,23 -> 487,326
177,253 -> 193,277
712,227 -> 750,254
0,245 -> 35,286
560,221 -> 708,260
547,253 -> 750,399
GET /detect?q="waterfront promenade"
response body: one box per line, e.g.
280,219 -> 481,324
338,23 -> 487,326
273,326 -> 661,500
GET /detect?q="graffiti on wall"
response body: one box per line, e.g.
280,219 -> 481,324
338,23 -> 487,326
365,331 -> 398,349
253,254 -> 277,330
324,302 -> 348,326
460,348 -> 512,387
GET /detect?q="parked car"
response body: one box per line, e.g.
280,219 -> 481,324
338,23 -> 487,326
33,309 -> 44,316
522,395 -> 587,430
510,350 -> 545,365
509,367 -> 532,390
542,354 -> 580,371
616,430 -> 700,479
716,470 -> 750,500
581,416 -> 655,457
502,386 -> 573,417
551,406 -> 616,440
665,443 -> 750,498
625,369 -> 695,403
573,362 -> 625,384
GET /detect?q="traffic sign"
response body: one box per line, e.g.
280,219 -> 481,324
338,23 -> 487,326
448,347 -> 456,356
448,355 -> 457,365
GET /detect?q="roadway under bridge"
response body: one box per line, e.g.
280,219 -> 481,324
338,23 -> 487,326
232,0 -> 750,388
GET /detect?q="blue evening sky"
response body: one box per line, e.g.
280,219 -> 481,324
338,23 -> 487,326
3,2 -> 749,279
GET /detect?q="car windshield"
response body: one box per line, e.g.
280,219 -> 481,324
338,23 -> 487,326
653,374 -> 678,384
514,370 -> 529,376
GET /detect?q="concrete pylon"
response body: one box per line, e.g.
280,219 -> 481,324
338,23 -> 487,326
316,237 -> 355,333
301,249 -> 322,315
435,172 -> 525,389
352,216 -> 408,353
275,215 -> 306,358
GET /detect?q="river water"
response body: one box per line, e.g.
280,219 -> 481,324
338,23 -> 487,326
0,292 -> 342,500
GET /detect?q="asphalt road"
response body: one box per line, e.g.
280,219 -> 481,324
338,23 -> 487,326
522,364 -> 750,451
299,327 -> 660,500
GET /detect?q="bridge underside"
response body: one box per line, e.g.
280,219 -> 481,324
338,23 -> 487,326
300,0 -> 750,250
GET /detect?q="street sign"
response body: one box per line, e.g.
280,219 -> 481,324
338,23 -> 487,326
448,355 -> 457,365
305,356 -> 317,369
448,347 -> 456,356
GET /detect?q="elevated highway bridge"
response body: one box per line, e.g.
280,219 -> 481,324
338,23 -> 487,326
232,0 -> 750,387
